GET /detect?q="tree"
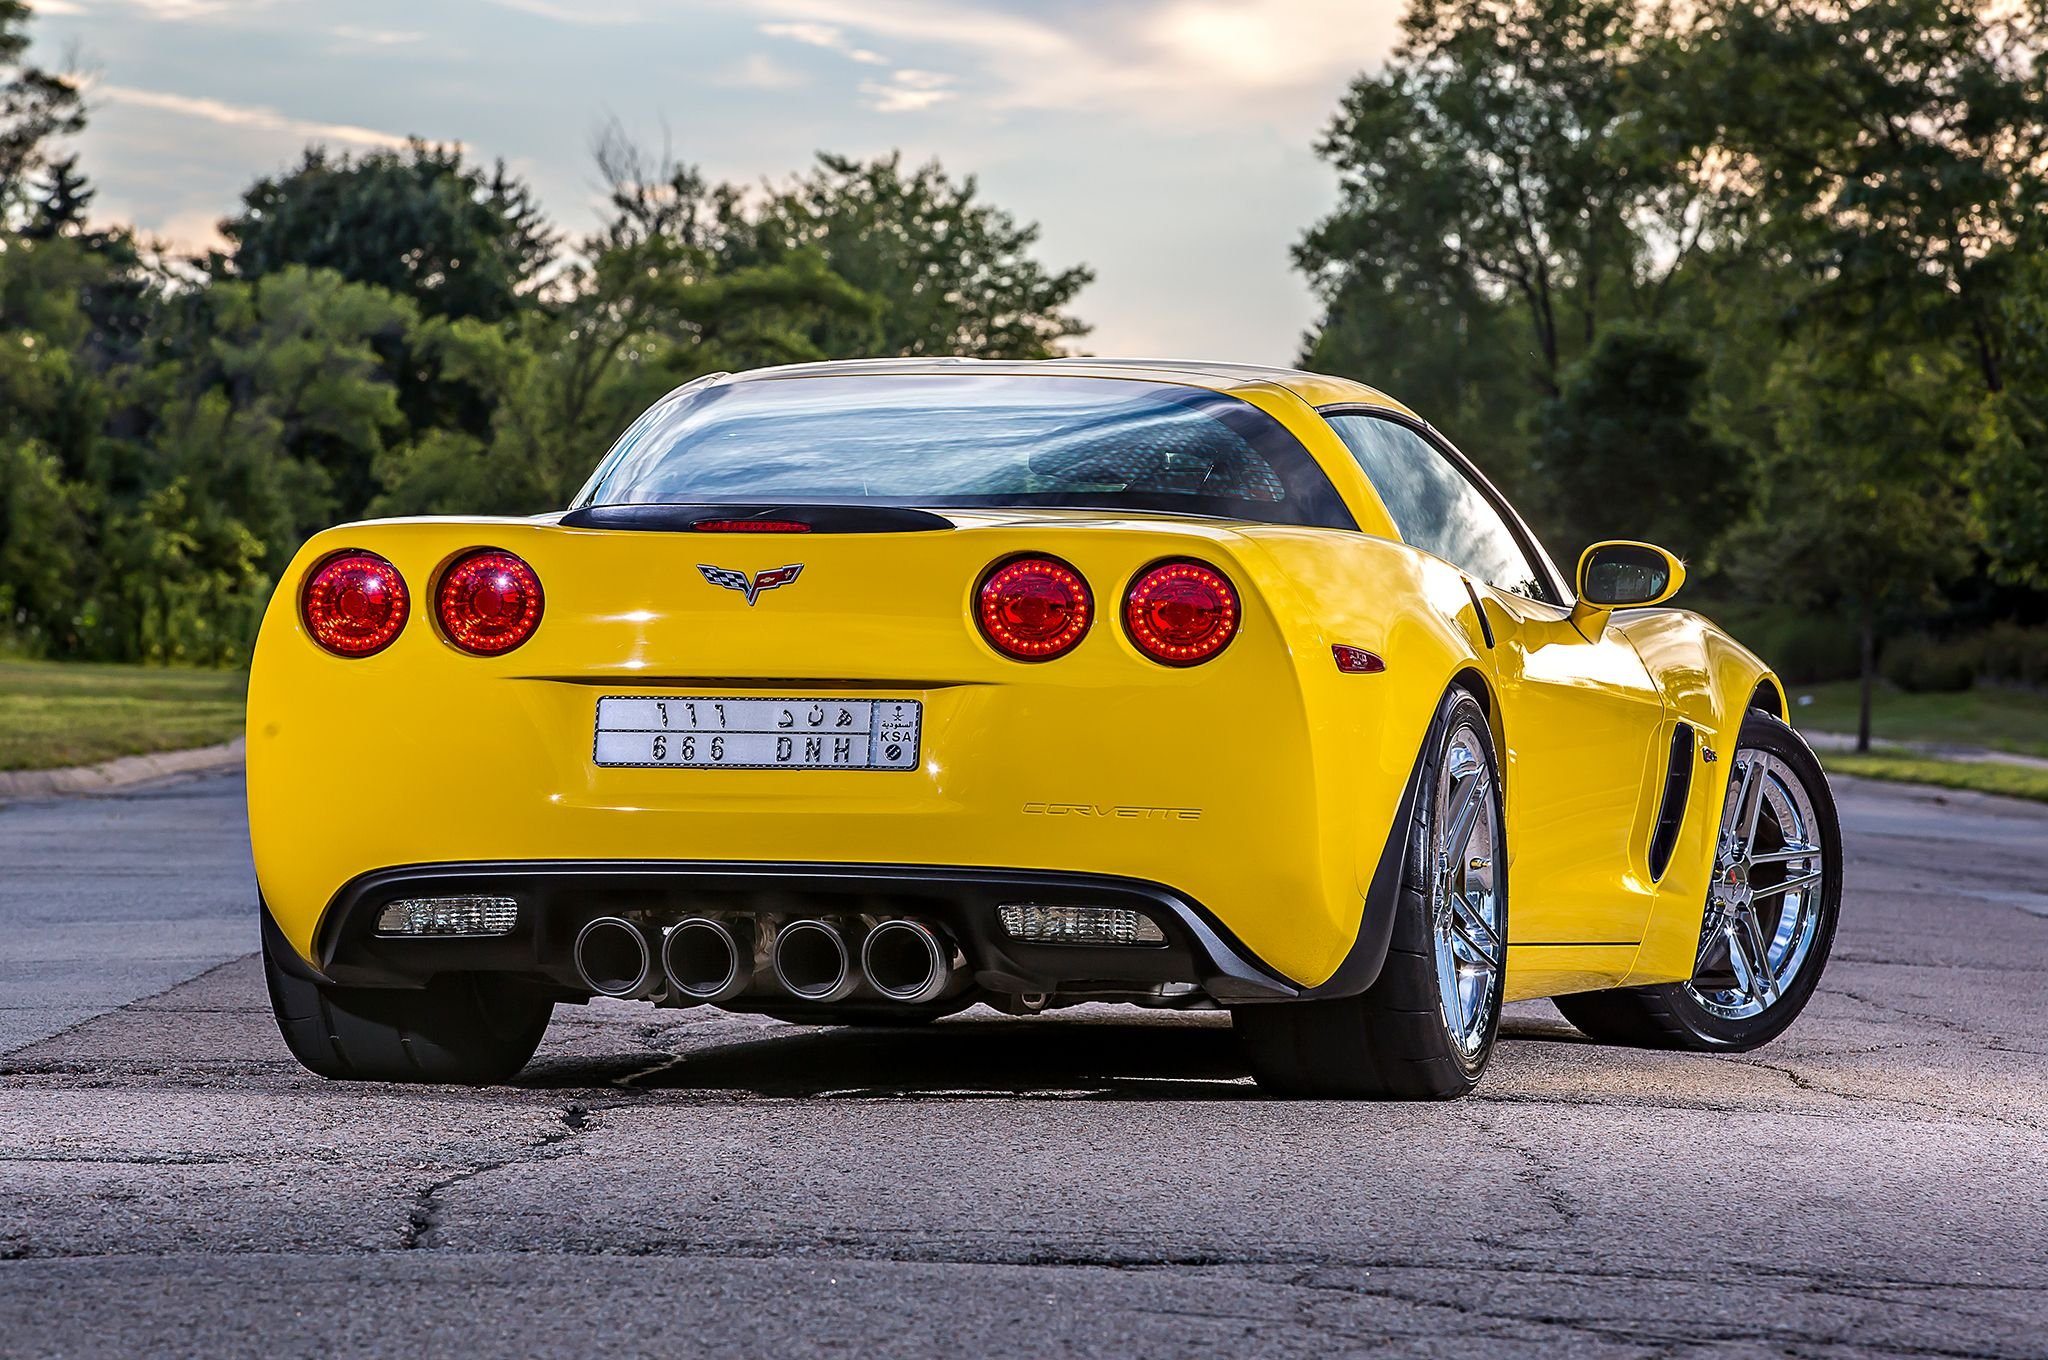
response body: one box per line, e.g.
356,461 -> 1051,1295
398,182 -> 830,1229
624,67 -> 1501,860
1669,0 -> 2048,397
1726,340 -> 1975,749
136,266 -> 415,565
220,142 -> 555,324
0,0 -> 82,215
1298,0 -> 1736,405
1532,324 -> 1746,560
596,136 -> 1093,361
374,190 -> 878,516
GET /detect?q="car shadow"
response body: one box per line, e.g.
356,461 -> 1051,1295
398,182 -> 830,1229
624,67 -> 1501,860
520,1012 -> 1263,1100
513,1007 -> 1593,1099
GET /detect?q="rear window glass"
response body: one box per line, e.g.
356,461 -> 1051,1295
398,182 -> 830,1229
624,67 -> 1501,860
577,374 -> 1355,529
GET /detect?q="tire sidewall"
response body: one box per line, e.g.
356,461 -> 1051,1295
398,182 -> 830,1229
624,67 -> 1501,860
1662,711 -> 1843,1049
1401,687 -> 1508,1082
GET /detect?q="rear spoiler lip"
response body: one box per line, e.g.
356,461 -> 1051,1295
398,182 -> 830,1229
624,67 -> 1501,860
558,503 -> 956,534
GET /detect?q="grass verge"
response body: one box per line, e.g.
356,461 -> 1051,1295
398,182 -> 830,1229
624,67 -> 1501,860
1789,680 -> 2048,758
1820,750 -> 2048,804
0,660 -> 246,772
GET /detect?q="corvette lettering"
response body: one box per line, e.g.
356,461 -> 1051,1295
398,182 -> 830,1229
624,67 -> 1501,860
1023,802 -> 1203,821
699,563 -> 804,605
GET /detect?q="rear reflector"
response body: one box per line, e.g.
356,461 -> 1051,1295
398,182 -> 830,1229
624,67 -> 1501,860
998,903 -> 1166,946
692,519 -> 812,533
1331,645 -> 1386,674
374,896 -> 518,937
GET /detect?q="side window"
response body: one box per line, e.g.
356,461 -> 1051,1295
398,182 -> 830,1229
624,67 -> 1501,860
1325,413 -> 1554,601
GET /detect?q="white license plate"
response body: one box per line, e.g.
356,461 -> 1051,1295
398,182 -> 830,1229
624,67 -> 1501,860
592,697 -> 922,771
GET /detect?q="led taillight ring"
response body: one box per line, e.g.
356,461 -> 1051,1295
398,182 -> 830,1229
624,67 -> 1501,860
1123,559 -> 1240,666
436,548 -> 544,656
975,554 -> 1093,662
301,550 -> 409,657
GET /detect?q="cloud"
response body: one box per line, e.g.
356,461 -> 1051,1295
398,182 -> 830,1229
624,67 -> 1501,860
859,68 -> 955,113
485,0 -> 643,23
328,25 -> 425,48
760,20 -> 889,65
716,53 -> 808,90
93,84 -> 414,150
26,0 -> 90,15
731,0 -> 1399,123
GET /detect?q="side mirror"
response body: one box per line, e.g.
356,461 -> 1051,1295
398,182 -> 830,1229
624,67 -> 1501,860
1572,541 -> 1685,635
1577,541 -> 1686,607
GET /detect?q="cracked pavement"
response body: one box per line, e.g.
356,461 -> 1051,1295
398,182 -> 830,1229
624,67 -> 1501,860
1,772 -> 2043,1357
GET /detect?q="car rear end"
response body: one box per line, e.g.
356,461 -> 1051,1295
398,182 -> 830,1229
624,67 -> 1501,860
248,367 -> 1412,1019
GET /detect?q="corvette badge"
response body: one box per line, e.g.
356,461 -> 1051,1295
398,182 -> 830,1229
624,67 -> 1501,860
699,564 -> 804,606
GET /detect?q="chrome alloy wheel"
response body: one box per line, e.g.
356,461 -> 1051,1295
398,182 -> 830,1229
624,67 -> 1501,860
1687,749 -> 1828,1021
1430,720 -> 1504,1059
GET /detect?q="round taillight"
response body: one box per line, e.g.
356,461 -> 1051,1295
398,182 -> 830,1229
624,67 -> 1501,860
976,556 -> 1092,661
1124,560 -> 1239,665
302,551 -> 408,657
436,549 -> 544,655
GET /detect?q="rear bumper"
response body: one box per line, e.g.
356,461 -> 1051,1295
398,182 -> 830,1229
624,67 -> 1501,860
307,860 -> 1305,1003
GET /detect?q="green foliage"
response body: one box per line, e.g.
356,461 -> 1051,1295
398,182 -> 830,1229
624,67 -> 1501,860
1880,635 -> 1979,694
221,142 -> 554,324
595,137 -> 1091,361
1532,324 -> 1743,560
0,0 -> 83,213
728,152 -> 1093,359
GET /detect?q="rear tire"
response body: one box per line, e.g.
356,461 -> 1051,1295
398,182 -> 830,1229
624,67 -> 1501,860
261,908 -> 553,1084
1554,710 -> 1840,1052
1237,688 -> 1507,1099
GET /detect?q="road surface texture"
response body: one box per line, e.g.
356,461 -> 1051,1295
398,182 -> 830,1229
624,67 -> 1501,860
1,770 -> 2042,1358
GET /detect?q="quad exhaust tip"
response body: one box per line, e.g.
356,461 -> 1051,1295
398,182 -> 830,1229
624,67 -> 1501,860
772,919 -> 857,1002
574,916 -> 655,999
861,919 -> 952,1004
662,917 -> 752,1004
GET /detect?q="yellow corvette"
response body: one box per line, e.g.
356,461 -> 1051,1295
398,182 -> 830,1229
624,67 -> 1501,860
249,359 -> 1841,1097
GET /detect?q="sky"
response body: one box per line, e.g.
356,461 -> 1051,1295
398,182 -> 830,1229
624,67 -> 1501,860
24,0 -> 1405,364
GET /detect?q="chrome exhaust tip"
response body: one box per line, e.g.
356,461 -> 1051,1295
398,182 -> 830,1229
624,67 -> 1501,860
771,919 -> 855,1002
573,916 -> 655,999
860,919 -> 954,1004
662,917 -> 752,1004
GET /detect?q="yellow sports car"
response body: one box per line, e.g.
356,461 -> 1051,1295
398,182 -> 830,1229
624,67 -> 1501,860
249,359 -> 1841,1097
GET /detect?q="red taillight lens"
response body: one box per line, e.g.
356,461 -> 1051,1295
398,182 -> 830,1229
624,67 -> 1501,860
436,549 -> 544,655
302,551 -> 408,657
976,556 -> 1092,661
1124,561 -> 1239,665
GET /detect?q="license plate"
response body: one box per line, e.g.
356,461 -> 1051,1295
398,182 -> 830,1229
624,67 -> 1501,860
592,697 -> 922,771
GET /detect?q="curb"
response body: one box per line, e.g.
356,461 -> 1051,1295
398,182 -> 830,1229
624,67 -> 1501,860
0,738 -> 246,800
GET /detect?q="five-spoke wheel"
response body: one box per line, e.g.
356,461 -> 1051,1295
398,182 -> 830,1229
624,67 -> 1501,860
1556,709 -> 1842,1052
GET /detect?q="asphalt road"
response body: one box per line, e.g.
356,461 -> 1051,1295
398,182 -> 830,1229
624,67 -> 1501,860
1,771 -> 2043,1358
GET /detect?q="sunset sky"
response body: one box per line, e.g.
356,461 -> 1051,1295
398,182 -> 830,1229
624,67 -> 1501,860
26,0 -> 1404,362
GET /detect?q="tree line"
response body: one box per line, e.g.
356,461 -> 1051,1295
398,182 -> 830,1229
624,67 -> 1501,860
1303,0 -> 2047,740
2,0 -> 2045,737
0,0 -> 1090,664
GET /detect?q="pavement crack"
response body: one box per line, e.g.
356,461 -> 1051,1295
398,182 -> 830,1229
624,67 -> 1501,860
398,1101 -> 595,1251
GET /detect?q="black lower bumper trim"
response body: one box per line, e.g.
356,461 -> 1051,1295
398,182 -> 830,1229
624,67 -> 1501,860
311,860 -> 1301,1002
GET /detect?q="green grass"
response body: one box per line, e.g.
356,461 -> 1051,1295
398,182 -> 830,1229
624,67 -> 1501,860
0,660 -> 246,772
1820,750 -> 2048,803
1789,680 -> 2048,758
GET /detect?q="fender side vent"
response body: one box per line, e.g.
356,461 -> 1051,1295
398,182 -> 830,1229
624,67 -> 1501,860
1647,724 -> 1696,882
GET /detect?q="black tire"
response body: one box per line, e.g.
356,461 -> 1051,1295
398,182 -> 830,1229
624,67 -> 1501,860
261,908 -> 553,1084
1554,709 -> 1841,1052
1236,687 -> 1507,1099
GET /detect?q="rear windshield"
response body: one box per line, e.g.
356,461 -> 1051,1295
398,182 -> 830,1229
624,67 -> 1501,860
576,374 -> 1355,529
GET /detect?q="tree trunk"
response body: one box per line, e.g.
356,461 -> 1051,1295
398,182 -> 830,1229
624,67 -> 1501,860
1856,602 -> 1876,754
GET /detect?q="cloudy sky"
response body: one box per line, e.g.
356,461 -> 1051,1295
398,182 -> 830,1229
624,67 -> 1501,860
25,0 -> 1404,363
